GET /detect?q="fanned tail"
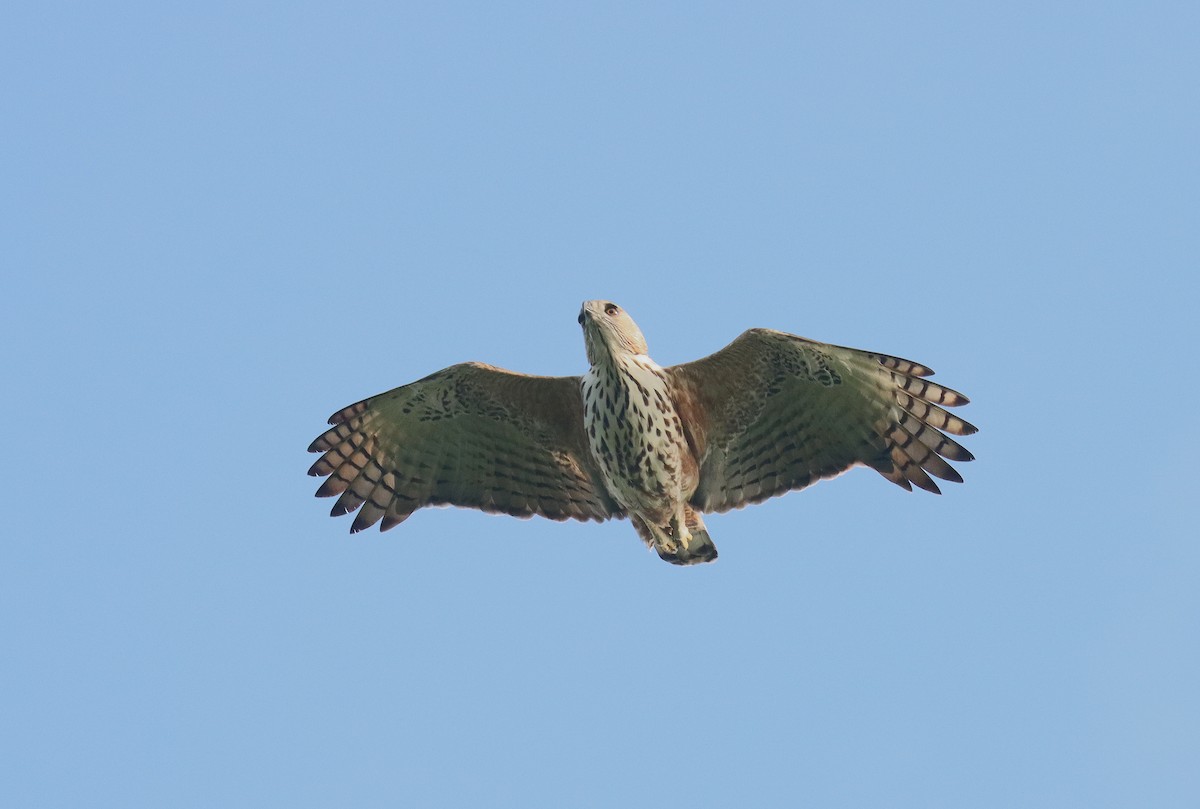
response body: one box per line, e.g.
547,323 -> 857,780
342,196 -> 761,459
632,508 -> 718,566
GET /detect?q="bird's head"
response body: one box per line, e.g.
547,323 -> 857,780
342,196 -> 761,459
578,300 -> 649,365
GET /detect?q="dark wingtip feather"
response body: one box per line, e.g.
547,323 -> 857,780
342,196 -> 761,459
933,465 -> 964,484
876,354 -> 935,377
912,475 -> 942,495
327,400 -> 369,426
315,477 -> 345,498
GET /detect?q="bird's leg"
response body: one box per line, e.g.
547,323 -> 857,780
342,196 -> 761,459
669,513 -> 693,550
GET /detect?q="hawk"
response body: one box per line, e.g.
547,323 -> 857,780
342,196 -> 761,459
308,301 -> 976,565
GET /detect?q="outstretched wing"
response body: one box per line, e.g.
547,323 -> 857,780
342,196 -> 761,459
667,329 -> 977,513
307,362 -> 621,532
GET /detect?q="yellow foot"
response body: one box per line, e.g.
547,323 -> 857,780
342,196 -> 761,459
669,516 -> 693,550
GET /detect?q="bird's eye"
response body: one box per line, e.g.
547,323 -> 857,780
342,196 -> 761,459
604,303 -> 620,316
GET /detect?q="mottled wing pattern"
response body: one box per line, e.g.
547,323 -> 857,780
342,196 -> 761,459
667,329 -> 977,513
307,363 -> 621,532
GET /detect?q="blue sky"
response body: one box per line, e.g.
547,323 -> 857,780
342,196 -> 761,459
3,2 -> 1197,807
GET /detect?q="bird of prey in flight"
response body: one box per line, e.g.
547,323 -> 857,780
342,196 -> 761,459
308,301 -> 976,565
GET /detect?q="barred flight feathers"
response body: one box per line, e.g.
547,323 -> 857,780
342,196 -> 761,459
667,329 -> 977,512
307,362 -> 621,533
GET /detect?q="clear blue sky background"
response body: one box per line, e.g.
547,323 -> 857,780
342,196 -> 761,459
4,2 -> 1197,807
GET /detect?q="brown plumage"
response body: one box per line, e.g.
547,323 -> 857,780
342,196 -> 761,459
308,301 -> 977,565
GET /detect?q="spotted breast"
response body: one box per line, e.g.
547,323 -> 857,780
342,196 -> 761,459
581,353 -> 694,518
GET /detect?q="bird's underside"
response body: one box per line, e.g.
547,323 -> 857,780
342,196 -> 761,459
307,300 -> 977,565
